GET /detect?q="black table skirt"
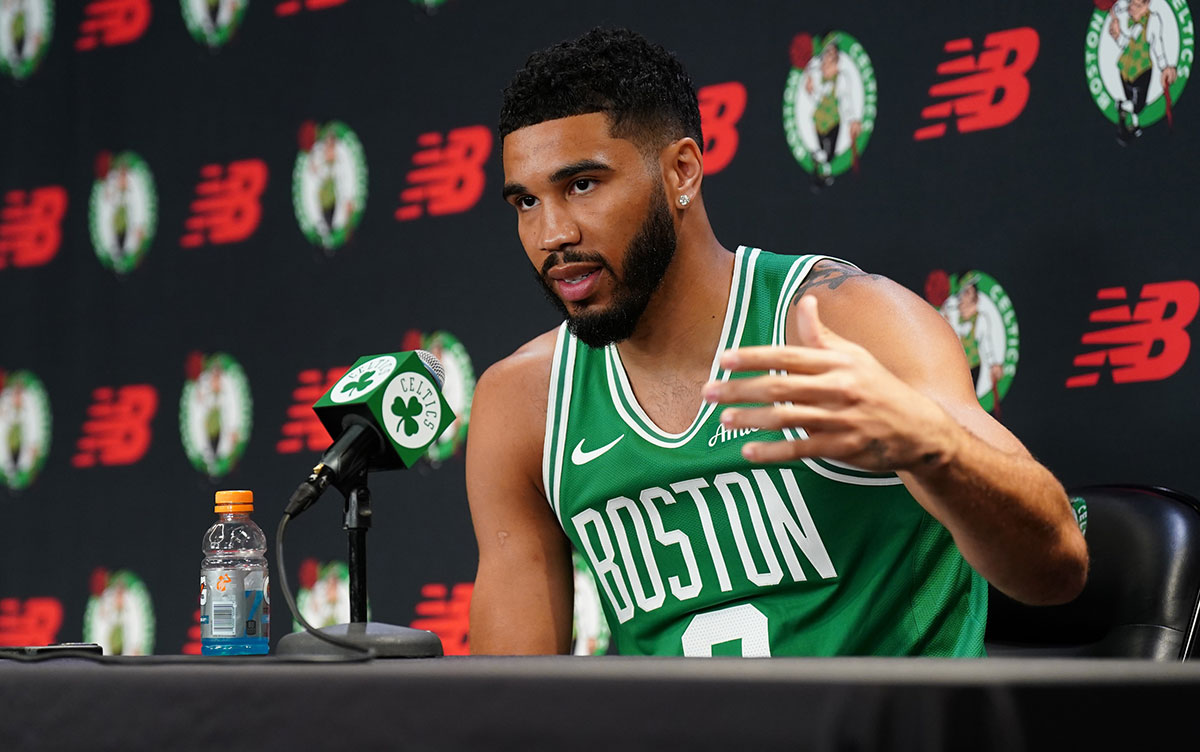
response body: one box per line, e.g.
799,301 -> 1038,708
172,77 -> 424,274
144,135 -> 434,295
1,655 -> 1195,751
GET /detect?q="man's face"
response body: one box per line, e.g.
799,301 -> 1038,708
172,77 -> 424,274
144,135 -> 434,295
502,113 -> 677,347
1131,0 -> 1150,21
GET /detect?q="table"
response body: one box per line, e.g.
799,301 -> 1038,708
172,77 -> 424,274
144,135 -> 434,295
1,654 -> 1196,750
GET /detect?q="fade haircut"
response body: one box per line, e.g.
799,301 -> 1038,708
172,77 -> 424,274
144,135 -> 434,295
499,27 -> 703,156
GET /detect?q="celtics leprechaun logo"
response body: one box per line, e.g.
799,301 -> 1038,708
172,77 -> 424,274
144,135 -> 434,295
0,0 -> 52,81
293,558 -> 362,631
83,568 -> 155,656
1086,0 -> 1193,144
925,270 -> 1020,418
89,151 -> 158,275
180,0 -> 247,48
783,30 -> 877,190
292,120 -> 368,252
0,369 -> 51,492
179,351 -> 252,478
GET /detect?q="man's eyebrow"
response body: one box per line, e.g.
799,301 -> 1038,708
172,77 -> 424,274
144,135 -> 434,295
502,159 -> 614,201
501,181 -> 527,200
548,159 -> 612,184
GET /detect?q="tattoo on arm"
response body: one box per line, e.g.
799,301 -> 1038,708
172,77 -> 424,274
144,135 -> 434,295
866,438 -> 892,471
789,261 -> 882,309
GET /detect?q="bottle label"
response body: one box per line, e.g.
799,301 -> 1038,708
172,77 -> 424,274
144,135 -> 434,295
200,568 -> 269,643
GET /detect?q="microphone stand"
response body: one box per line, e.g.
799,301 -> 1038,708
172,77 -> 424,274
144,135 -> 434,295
276,467 -> 444,658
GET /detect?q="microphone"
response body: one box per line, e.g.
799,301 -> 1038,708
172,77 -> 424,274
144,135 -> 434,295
285,350 -> 454,517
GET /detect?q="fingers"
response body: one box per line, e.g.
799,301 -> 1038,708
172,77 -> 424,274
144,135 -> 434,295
791,295 -> 828,349
703,372 -> 852,407
718,345 -> 849,374
718,403 -> 845,432
740,434 -> 870,465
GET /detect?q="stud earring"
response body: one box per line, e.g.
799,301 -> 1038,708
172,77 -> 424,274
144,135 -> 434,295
678,195 -> 690,207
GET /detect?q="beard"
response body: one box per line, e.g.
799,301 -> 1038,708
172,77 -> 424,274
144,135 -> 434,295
534,188 -> 677,348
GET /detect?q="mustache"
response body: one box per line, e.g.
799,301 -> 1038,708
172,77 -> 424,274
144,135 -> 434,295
540,250 -> 616,279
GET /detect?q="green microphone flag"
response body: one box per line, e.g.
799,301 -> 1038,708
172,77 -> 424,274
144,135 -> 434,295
313,351 -> 456,470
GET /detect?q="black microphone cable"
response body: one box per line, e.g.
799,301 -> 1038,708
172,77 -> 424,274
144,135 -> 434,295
275,508 -> 376,658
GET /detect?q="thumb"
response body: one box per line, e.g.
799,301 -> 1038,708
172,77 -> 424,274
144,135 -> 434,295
791,295 -> 833,349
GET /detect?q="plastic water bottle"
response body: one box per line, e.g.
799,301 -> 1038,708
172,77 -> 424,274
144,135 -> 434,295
200,489 -> 270,655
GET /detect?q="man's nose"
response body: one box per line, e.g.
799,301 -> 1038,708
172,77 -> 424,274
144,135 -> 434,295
539,200 -> 581,252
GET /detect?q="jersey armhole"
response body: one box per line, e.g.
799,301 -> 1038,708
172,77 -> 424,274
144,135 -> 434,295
542,323 -> 576,519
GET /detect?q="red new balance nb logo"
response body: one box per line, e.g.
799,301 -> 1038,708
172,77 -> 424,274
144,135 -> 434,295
0,597 -> 63,646
276,367 -> 347,453
913,27 -> 1039,141
180,160 -> 269,248
276,0 -> 348,17
1066,282 -> 1200,388
410,583 -> 473,656
395,126 -> 492,222
72,385 -> 158,468
181,609 -> 202,655
76,0 -> 151,51
0,187 -> 67,270
697,82 -> 747,176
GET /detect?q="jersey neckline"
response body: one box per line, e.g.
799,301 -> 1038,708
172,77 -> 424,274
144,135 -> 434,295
602,246 -> 759,448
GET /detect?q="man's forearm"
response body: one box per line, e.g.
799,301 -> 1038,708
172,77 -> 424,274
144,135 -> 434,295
899,424 -> 1088,606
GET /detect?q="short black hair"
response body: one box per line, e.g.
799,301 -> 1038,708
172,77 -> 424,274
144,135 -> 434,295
499,27 -> 703,155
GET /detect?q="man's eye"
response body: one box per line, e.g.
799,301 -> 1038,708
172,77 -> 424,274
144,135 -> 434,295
572,179 -> 594,193
517,196 -> 538,209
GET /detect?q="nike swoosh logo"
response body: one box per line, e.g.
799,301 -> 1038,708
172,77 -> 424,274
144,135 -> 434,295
571,435 -> 625,465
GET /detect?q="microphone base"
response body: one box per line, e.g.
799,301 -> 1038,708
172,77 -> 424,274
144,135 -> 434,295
275,622 -> 444,659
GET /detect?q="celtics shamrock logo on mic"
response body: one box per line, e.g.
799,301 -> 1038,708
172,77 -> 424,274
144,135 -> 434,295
382,370 -> 441,450
392,394 -> 424,437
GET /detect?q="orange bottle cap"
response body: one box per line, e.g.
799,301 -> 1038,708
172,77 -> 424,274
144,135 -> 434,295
214,489 -> 254,514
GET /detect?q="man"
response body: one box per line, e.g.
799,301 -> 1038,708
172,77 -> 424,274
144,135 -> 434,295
466,28 -> 1087,656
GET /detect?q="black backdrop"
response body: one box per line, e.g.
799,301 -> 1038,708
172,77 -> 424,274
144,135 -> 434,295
1,0 -> 1196,655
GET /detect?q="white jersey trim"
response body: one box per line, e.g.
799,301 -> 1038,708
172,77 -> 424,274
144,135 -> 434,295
542,323 -> 566,516
542,322 -> 580,518
553,336 -> 578,518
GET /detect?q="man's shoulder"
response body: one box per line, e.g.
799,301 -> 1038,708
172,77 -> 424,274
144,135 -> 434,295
474,326 -> 561,422
792,257 -> 904,314
789,258 -> 959,366
465,328 -> 564,501
787,257 -> 974,388
467,327 -> 562,489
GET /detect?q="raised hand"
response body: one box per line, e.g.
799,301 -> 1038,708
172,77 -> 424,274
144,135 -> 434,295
702,295 -> 957,472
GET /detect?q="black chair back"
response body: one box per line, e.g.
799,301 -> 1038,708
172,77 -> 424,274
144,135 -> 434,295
985,484 -> 1200,660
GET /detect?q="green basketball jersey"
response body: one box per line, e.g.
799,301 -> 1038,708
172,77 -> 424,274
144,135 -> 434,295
543,247 -> 987,657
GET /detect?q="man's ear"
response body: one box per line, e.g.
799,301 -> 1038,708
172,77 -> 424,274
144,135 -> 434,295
662,136 -> 703,204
